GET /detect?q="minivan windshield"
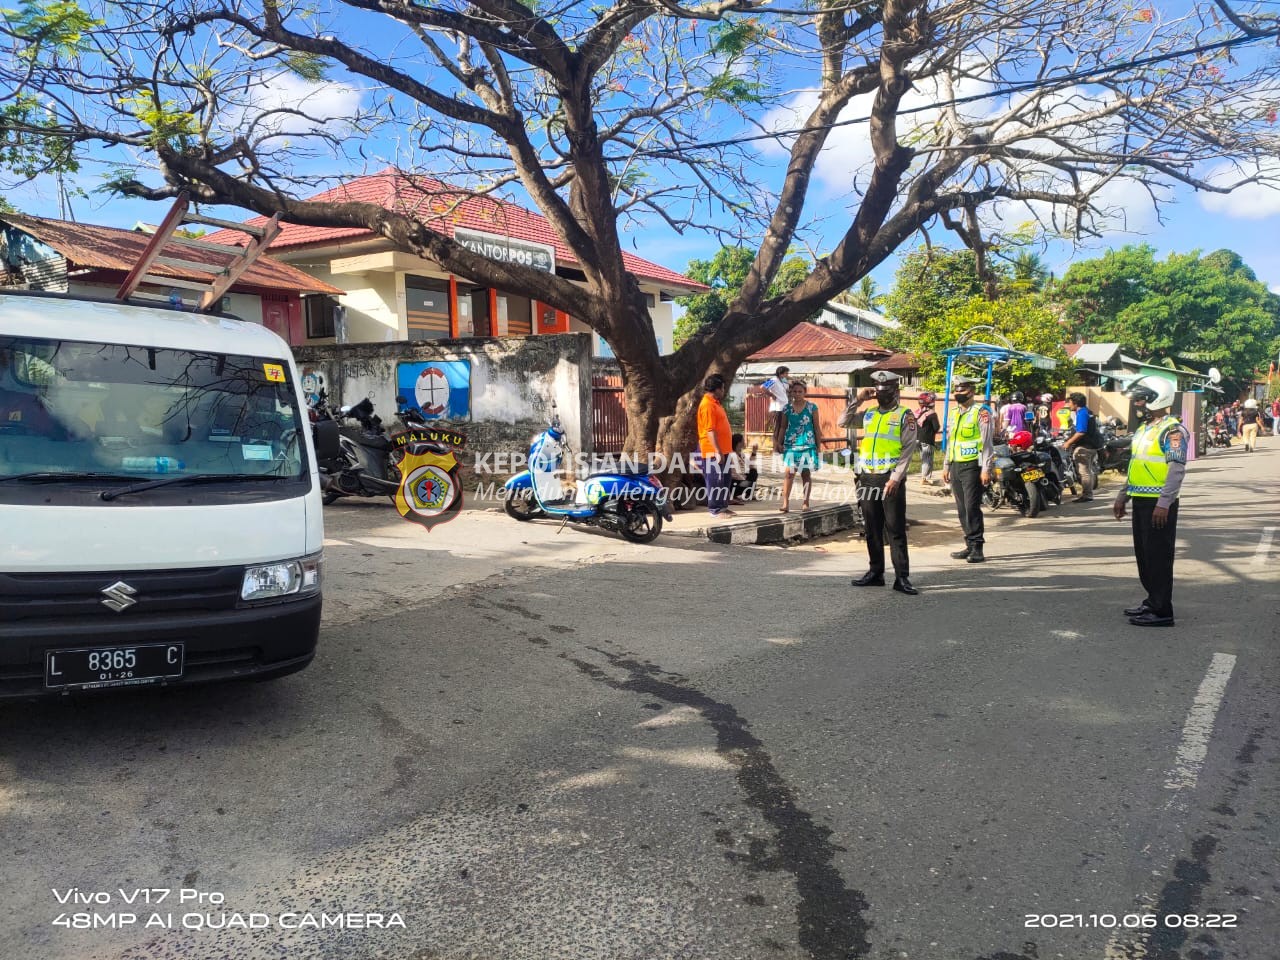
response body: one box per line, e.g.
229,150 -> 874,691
0,336 -> 306,481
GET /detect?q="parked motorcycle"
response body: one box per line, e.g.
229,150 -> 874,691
310,389 -> 424,505
987,430 -> 1061,518
1096,417 -> 1133,473
503,411 -> 672,543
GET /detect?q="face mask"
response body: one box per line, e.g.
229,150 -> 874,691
875,387 -> 897,404
955,391 -> 973,404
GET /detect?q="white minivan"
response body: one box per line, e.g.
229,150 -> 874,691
0,291 -> 326,698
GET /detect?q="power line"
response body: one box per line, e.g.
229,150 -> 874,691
641,31 -> 1275,158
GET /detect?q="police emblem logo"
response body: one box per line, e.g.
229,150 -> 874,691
390,431 -> 468,531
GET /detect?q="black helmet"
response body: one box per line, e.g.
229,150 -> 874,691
1010,390 -> 1025,403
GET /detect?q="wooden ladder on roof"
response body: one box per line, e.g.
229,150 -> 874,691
115,191 -> 281,312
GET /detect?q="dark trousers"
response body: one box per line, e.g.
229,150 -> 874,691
700,456 -> 732,515
1132,498 -> 1178,618
857,473 -> 909,576
949,460 -> 985,547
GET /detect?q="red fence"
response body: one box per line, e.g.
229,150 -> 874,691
744,386 -> 850,450
592,374 -> 627,453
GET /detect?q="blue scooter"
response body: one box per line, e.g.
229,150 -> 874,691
503,411 -> 672,543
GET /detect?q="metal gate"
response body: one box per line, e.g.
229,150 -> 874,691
592,374 -> 626,453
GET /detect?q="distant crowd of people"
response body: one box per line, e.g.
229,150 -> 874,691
694,366 -> 1272,626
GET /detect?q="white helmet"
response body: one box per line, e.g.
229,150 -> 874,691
1124,375 -> 1176,410
1244,398 -> 1258,409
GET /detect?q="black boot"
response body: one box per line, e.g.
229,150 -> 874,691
950,547 -> 971,560
851,570 -> 886,587
892,576 -> 919,595
966,545 -> 986,563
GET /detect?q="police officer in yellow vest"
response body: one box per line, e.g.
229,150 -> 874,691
941,375 -> 995,563
1112,376 -> 1189,627
842,371 -> 920,594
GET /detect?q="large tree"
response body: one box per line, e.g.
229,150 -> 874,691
1053,244 -> 1280,385
673,245 -> 810,349
2,1 -> 1278,453
881,246 -> 1070,394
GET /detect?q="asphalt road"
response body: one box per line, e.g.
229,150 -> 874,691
2,442 -> 1277,960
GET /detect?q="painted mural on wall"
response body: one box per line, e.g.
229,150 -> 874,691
397,360 -> 471,420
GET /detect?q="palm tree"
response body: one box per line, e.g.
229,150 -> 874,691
1010,252 -> 1049,290
839,276 -> 884,311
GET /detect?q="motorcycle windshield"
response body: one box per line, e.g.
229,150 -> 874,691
0,336 -> 306,481
529,432 -> 571,504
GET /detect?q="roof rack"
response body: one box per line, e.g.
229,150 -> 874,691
115,192 -> 280,312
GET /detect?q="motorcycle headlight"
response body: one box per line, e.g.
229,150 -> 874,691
241,553 -> 323,602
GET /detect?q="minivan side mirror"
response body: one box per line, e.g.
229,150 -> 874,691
313,419 -> 341,460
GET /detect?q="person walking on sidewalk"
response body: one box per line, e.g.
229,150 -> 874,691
777,380 -> 821,512
1113,376 -> 1190,627
942,375 -> 994,563
849,371 -> 920,595
1239,398 -> 1261,452
697,374 -> 736,519
915,392 -> 940,485
1062,392 -> 1103,502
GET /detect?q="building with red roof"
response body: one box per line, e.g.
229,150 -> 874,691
202,171 -> 707,351
0,213 -> 343,342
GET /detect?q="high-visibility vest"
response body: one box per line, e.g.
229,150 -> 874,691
858,405 -> 906,474
948,405 -> 986,462
1127,416 -> 1178,497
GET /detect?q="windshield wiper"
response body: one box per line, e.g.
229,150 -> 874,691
0,471 -> 137,484
100,473 -> 290,501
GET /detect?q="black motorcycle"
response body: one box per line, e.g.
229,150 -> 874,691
311,390 -> 423,504
1096,418 -> 1133,473
989,437 -> 1061,518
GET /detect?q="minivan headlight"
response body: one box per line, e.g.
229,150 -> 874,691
241,553 -> 323,602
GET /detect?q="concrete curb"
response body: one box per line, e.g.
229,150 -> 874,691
667,503 -> 861,545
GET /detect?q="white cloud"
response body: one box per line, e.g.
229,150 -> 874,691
758,67 -> 1000,196
1199,159 -> 1280,220
218,72 -> 364,138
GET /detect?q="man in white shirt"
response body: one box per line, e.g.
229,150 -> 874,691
761,366 -> 790,413
761,366 -> 790,439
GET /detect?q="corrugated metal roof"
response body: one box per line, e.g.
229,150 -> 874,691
740,359 -> 878,376
1068,342 -> 1121,365
871,352 -> 919,371
201,171 -> 708,292
1,214 -> 343,296
747,322 -> 889,361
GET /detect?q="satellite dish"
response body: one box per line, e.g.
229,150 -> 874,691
1208,367 -> 1222,385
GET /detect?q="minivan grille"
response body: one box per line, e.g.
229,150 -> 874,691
0,567 -> 243,624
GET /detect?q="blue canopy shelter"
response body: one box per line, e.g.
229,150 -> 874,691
938,327 -> 1058,456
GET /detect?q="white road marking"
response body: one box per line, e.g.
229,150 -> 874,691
1164,652 -> 1236,790
1103,652 -> 1237,959
1253,526 -> 1277,565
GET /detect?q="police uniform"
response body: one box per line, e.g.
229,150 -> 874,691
1116,413 -> 1189,625
945,378 -> 994,561
848,372 -> 919,593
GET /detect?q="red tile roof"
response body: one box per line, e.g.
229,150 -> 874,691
749,322 -> 889,361
202,172 -> 707,291
1,214 -> 342,296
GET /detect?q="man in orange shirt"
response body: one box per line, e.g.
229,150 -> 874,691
697,374 -> 736,518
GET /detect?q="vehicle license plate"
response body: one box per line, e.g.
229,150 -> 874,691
45,643 -> 184,690
1021,468 -> 1045,482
